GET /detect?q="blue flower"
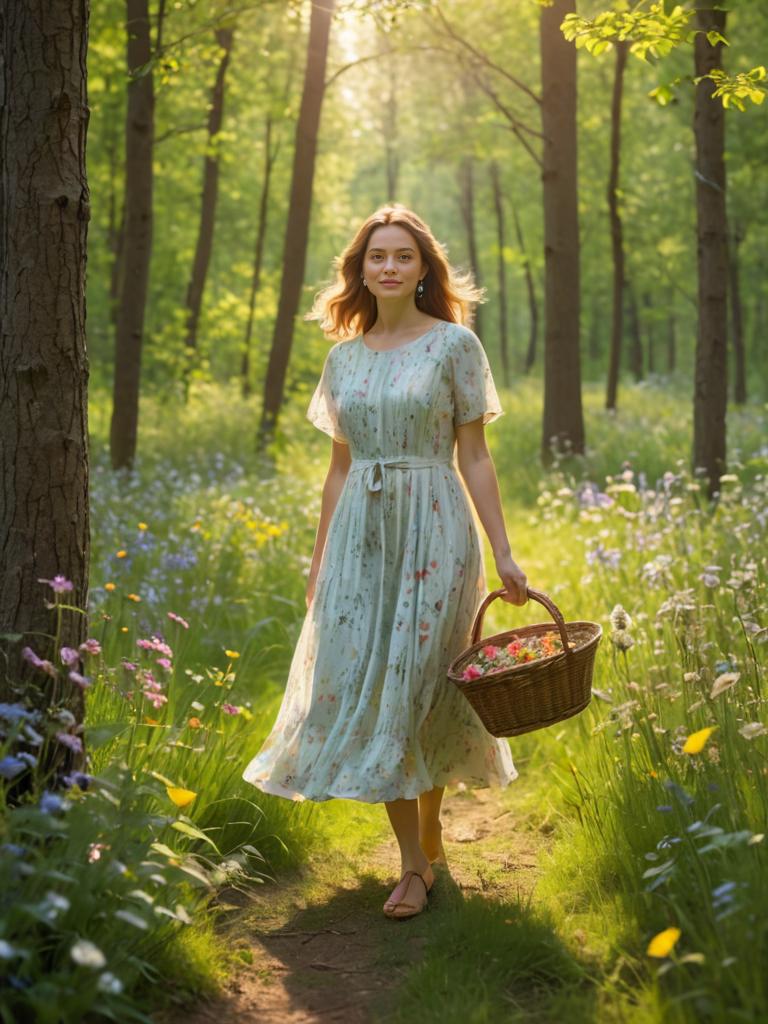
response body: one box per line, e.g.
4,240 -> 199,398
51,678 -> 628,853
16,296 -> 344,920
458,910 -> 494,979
0,756 -> 27,780
0,703 -> 37,722
39,790 -> 66,814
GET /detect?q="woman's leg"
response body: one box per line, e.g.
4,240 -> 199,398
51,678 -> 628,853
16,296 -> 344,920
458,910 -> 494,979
418,785 -> 447,863
384,798 -> 431,875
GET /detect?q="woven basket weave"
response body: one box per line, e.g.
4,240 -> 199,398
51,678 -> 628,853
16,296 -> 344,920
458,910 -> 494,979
447,586 -> 602,737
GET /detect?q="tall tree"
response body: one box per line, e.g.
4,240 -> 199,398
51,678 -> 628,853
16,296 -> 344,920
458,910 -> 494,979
728,221 -> 747,404
0,0 -> 91,768
692,0 -> 728,497
539,0 -> 585,461
109,0 -> 155,471
458,155 -> 483,338
605,38 -> 629,411
257,0 -> 335,453
181,23 -> 236,402
489,161 -> 510,387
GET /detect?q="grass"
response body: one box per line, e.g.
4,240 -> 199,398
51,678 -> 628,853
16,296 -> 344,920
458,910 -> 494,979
2,368 -> 766,1022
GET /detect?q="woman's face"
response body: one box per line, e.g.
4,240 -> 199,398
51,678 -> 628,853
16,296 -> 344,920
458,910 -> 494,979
362,224 -> 427,304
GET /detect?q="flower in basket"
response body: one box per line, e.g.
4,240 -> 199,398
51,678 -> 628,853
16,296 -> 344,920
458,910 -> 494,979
461,631 -> 565,681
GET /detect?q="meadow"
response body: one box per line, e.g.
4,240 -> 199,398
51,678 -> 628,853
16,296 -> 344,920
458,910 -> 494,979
1,371 -> 766,1023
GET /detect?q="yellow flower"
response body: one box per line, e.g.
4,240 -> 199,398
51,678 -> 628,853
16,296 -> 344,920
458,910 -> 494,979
137,522 -> 148,531
116,549 -> 127,558
224,649 -> 240,659
187,717 -> 202,729
683,726 -> 717,754
647,927 -> 681,958
126,593 -> 141,602
121,626 -> 129,633
104,582 -> 116,592
166,786 -> 197,810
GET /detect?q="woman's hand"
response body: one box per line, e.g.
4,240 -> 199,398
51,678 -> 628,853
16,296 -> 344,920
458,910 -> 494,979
495,552 -> 528,606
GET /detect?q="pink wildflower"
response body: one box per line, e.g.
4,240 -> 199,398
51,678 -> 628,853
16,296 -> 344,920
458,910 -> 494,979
221,703 -> 240,715
462,664 -> 484,681
156,657 -> 172,671
60,647 -> 80,667
482,644 -> 499,659
68,671 -> 92,690
79,638 -> 102,656
167,611 -> 190,629
37,575 -> 74,593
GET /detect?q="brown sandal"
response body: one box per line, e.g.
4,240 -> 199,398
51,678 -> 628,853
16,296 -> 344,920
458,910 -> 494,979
383,867 -> 433,919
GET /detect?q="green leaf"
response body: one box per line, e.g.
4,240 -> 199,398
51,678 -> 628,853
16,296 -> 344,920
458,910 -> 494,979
84,721 -> 130,748
170,819 -> 221,854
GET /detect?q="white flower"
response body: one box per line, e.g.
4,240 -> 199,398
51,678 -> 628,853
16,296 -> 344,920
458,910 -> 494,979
739,722 -> 767,740
70,939 -> 107,969
97,971 -> 124,994
610,629 -> 635,652
710,672 -> 740,699
609,604 -> 633,631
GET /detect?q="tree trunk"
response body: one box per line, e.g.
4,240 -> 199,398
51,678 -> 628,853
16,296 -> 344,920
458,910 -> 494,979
242,115 -> 278,399
257,0 -> 335,455
627,283 -> 643,381
539,0 -> 584,460
458,156 -> 483,338
109,0 -> 155,472
728,222 -> 746,404
667,289 -> 676,373
643,291 -> 655,374
692,0 -> 728,498
605,39 -> 628,412
511,202 -> 538,374
489,162 -> 510,388
181,25 -> 235,402
0,0 -> 90,776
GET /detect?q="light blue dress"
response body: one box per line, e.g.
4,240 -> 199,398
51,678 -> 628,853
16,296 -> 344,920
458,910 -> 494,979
242,319 -> 518,802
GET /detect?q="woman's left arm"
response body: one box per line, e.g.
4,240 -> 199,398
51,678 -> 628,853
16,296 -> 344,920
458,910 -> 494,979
455,419 -> 528,605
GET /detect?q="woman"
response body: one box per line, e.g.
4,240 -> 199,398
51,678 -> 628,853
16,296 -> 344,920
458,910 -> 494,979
242,204 -> 529,919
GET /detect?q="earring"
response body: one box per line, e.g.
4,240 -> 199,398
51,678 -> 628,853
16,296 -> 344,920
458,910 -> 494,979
362,276 -> 368,288
416,279 -> 425,298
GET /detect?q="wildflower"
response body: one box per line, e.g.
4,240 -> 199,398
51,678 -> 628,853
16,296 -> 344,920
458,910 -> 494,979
610,629 -> 635,651
461,664 -> 484,681
156,657 -> 172,671
60,646 -> 80,666
137,522 -> 148,531
79,638 -> 102,656
126,593 -> 141,602
37,575 -> 74,593
610,605 -> 633,631
97,972 -> 123,994
221,703 -> 240,715
647,927 -> 681,958
166,786 -> 197,809
54,709 -> 76,727
224,649 -> 240,659
682,726 -> 717,755
104,582 -> 116,591
0,940 -> 22,960
87,842 -> 110,863
70,939 -> 107,969
0,703 -> 37,723
62,771 -> 92,790
0,756 -> 27,781
137,636 -> 173,658
188,717 -> 202,729
739,722 -> 767,740
698,571 -> 721,588
586,543 -> 622,568
482,644 -> 499,659
710,672 -> 740,699
143,691 -> 168,710
116,550 -> 127,558
56,732 -> 84,755
121,660 -> 138,672
39,790 -> 67,814
167,611 -> 190,629
68,670 -> 92,690
21,646 -> 58,678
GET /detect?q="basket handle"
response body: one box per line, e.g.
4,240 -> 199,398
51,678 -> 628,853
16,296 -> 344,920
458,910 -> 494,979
471,586 -> 573,653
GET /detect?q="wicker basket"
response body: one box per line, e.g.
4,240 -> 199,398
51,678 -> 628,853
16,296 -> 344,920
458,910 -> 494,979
447,587 -> 602,737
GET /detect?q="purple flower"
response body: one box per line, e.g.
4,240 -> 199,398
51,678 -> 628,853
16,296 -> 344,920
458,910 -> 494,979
0,756 -> 27,781
60,647 -> 80,667
121,660 -> 138,672
79,638 -> 102,656
55,732 -> 84,755
37,575 -> 74,593
39,790 -> 66,814
21,647 -> 58,678
221,703 -> 240,716
68,670 -> 92,690
62,771 -> 92,790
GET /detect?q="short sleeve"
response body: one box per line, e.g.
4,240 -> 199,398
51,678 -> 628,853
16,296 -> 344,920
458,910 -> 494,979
306,347 -> 348,443
450,328 -> 504,427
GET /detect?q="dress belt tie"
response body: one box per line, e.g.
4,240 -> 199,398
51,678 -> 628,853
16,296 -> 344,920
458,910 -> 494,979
350,455 -> 453,494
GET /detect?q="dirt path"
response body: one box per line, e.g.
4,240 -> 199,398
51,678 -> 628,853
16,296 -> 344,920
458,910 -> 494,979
154,779 -> 552,1024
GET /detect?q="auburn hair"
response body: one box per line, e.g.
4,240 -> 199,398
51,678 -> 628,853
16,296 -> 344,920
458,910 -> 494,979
306,204 -> 485,341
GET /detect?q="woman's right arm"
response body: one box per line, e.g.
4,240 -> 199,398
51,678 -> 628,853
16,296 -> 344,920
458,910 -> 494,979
306,439 -> 351,607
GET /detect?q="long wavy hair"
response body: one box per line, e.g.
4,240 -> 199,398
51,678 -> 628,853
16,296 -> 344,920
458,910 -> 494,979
306,204 -> 485,341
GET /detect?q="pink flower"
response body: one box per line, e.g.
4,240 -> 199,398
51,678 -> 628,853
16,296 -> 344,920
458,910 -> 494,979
79,638 -> 102,656
60,646 -> 80,667
482,645 -> 499,659
462,664 -> 484,681
56,732 -> 84,754
143,691 -> 168,709
22,647 -> 58,678
221,703 -> 240,715
68,670 -> 92,690
121,660 -> 138,672
37,575 -> 74,593
87,842 -> 109,863
167,611 -> 190,629
137,636 -> 173,659
156,657 -> 172,672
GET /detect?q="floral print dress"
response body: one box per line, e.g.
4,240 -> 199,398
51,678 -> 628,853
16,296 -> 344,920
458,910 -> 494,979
242,319 -> 518,802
